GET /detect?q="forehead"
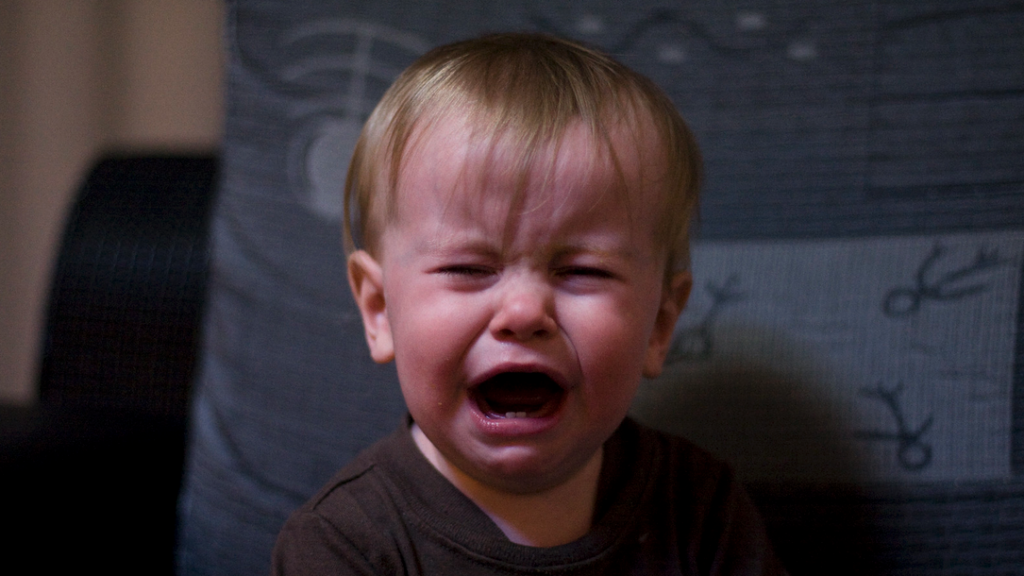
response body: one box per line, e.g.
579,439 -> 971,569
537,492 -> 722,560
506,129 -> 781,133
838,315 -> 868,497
391,108 -> 667,222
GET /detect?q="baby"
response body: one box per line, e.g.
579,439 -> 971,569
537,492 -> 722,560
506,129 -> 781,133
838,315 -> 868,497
273,32 -> 785,575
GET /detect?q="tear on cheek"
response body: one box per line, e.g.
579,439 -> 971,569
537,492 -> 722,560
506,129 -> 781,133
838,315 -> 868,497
472,373 -> 564,419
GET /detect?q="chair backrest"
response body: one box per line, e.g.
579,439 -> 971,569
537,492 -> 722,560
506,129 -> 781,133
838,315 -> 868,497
178,2 -> 1024,575
40,155 -> 218,419
19,154 -> 218,576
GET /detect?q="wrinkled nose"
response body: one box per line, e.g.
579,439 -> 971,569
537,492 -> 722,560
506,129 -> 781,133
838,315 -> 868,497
489,273 -> 557,341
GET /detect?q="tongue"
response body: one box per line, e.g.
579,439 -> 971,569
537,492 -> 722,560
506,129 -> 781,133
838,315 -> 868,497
478,372 -> 562,415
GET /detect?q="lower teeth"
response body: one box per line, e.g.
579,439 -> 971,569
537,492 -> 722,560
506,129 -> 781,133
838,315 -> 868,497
505,411 -> 528,418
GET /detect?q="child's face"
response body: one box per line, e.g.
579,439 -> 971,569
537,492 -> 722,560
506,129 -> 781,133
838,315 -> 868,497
349,114 -> 690,494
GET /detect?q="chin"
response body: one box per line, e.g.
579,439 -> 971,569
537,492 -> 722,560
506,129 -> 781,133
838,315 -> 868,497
466,443 -> 600,495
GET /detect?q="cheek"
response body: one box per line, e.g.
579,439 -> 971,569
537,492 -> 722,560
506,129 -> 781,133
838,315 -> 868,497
394,350 -> 457,428
573,299 -> 657,389
593,289 -> 661,348
388,296 -> 475,365
387,293 -> 472,407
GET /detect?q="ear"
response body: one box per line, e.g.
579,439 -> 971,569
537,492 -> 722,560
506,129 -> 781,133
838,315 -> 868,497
642,270 -> 692,378
347,250 -> 395,364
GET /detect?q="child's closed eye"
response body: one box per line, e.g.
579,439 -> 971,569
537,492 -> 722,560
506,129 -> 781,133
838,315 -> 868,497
557,266 -> 610,276
435,264 -> 495,277
555,266 -> 616,280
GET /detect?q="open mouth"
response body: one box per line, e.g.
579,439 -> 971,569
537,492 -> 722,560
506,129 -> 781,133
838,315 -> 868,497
472,372 -> 565,419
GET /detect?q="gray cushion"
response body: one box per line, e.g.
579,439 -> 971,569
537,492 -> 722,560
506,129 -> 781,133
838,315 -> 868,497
177,1 -> 1024,574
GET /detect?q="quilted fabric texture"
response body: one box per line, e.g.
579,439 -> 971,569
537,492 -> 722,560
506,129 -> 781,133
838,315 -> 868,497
177,1 -> 1024,574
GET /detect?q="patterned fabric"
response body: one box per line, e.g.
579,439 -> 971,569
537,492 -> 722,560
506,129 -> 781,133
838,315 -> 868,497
177,1 -> 1024,575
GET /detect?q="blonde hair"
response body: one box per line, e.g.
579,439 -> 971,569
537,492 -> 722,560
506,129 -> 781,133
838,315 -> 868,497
344,32 -> 701,272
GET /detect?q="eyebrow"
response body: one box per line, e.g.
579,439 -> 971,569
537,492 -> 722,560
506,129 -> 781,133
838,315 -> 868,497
552,245 -> 651,272
420,233 -> 642,264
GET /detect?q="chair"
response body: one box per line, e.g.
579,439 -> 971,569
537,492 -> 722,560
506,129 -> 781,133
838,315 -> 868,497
143,2 -> 1024,574
1,155 -> 217,575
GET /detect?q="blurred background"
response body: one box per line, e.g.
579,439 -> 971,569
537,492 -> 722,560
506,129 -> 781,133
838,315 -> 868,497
0,1 -> 224,405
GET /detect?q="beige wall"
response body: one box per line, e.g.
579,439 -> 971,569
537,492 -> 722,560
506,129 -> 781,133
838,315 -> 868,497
0,1 -> 224,404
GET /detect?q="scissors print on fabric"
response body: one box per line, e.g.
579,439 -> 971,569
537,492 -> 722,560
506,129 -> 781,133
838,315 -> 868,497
883,244 -> 1009,317
854,382 -> 934,471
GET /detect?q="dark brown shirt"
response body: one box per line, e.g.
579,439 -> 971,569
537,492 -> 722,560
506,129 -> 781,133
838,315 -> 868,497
272,417 -> 786,575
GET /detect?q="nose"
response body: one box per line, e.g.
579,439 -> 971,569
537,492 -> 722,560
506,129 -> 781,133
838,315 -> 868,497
489,272 -> 557,341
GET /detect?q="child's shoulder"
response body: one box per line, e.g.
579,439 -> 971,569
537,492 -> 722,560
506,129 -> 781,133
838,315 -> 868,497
615,416 -> 733,487
606,419 -> 785,574
301,423 -> 412,514
606,417 -> 746,528
272,426 -> 412,574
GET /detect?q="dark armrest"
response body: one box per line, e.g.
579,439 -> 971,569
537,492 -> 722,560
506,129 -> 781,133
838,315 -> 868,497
1,154 -> 218,575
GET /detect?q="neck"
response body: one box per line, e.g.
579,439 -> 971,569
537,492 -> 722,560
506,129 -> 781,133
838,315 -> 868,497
411,424 -> 603,548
